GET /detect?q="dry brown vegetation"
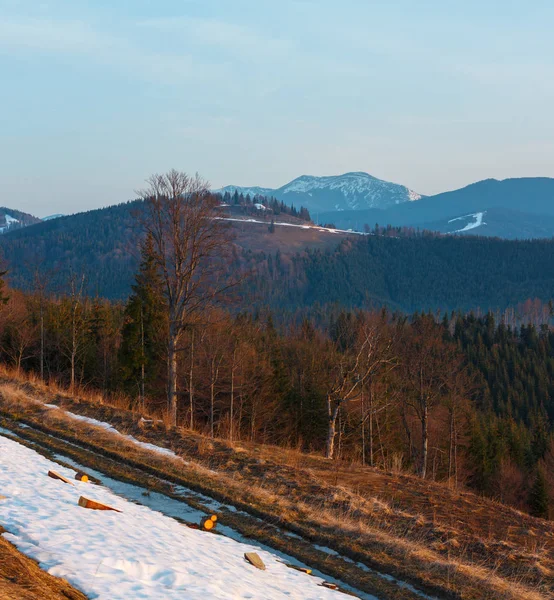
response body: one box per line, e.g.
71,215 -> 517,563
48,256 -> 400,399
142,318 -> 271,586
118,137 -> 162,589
1,371 -> 553,600
0,526 -> 87,600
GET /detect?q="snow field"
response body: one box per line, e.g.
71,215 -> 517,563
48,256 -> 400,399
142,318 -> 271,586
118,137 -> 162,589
0,435 -> 349,599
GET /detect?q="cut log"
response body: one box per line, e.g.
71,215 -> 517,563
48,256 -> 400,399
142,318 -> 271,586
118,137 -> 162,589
200,515 -> 218,531
321,582 -> 338,590
287,564 -> 312,575
77,496 -> 121,513
48,470 -> 74,485
0,494 -> 6,501
244,552 -> 266,570
75,472 -> 89,482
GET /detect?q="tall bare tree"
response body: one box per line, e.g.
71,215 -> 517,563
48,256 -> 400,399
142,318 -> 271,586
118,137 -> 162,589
138,170 -> 235,427
325,321 -> 395,460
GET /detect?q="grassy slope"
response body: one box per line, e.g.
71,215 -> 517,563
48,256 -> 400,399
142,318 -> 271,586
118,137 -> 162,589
0,526 -> 87,600
0,373 -> 552,600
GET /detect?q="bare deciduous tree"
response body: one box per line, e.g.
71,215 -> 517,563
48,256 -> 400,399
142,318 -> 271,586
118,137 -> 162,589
138,170 -> 235,427
325,322 -> 395,459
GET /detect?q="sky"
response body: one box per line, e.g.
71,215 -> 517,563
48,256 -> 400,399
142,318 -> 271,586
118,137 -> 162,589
1,0 -> 554,217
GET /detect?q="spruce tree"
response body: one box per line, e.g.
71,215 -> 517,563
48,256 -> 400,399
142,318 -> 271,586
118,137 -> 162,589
0,268 -> 9,305
119,234 -> 166,405
529,466 -> 550,519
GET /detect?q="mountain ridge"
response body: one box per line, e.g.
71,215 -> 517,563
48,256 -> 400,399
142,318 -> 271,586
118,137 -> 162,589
216,171 -> 423,212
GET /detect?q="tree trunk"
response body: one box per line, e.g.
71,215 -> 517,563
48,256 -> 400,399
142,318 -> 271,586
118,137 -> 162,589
189,330 -> 194,430
40,306 -> 44,381
401,406 -> 414,464
369,386 -> 374,467
210,360 -> 215,438
448,404 -> 454,481
167,330 -> 178,427
140,304 -> 145,410
421,403 -> 428,478
230,349 -> 236,442
361,387 -> 365,466
326,397 -> 341,459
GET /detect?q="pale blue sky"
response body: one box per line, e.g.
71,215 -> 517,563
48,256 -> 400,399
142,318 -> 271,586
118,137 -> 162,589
1,0 -> 554,216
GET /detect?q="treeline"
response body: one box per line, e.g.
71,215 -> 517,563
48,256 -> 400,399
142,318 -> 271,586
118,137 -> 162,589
2,261 -> 553,518
218,190 -> 311,221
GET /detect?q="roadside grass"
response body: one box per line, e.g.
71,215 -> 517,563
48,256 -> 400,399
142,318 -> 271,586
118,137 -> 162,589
0,370 -> 553,599
0,525 -> 87,600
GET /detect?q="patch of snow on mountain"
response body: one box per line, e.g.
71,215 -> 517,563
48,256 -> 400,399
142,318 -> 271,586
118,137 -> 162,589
42,214 -> 64,221
280,172 -> 422,210
449,212 -> 487,233
0,213 -> 19,233
254,203 -> 268,210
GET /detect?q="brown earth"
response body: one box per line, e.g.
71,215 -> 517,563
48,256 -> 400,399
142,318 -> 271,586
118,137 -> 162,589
0,526 -> 87,600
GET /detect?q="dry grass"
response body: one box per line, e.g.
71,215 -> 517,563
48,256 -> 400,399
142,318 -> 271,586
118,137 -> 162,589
0,526 -> 87,600
1,369 -> 553,599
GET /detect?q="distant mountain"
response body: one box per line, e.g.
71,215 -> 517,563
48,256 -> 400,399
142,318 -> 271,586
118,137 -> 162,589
41,214 -> 65,222
316,177 -> 554,239
0,207 -> 41,233
216,172 -> 423,213
274,172 -> 423,212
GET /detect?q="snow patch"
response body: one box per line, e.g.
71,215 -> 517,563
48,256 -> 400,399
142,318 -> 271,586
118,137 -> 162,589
449,212 -> 487,233
59,410 -> 180,459
0,435 -> 350,599
0,213 -> 19,233
280,172 -> 422,210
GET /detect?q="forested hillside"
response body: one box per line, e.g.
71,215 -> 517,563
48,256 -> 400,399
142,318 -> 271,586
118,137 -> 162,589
251,233 -> 554,313
3,200 -> 554,314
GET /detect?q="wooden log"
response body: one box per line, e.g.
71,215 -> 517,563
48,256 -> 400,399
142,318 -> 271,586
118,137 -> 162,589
320,582 -> 338,590
0,494 -> 6,501
285,564 -> 312,575
201,515 -> 218,531
77,496 -> 121,513
244,552 -> 266,570
48,470 -> 74,485
75,472 -> 89,482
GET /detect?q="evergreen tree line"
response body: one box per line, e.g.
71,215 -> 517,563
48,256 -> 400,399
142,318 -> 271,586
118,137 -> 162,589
218,191 -> 311,221
2,250 -> 553,519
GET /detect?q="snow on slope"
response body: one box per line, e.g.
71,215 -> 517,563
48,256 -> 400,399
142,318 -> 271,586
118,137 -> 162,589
448,211 -> 487,233
0,435 -> 349,600
280,172 -> 421,207
0,213 -> 19,233
48,406 -> 179,459
217,172 -> 423,213
221,216 -> 367,235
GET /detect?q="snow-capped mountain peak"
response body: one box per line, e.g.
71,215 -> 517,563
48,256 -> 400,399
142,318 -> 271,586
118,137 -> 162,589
216,172 -> 423,213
